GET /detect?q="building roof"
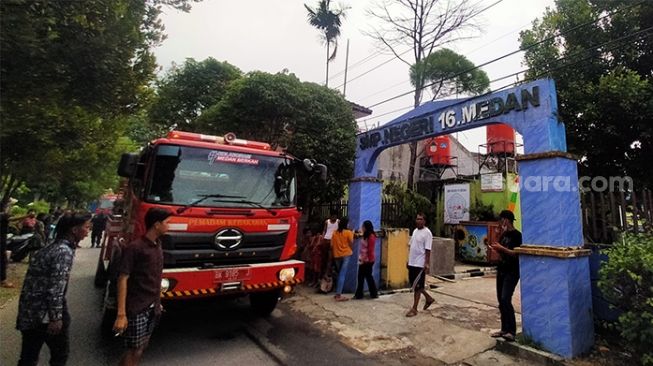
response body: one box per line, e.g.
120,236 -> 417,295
350,101 -> 373,119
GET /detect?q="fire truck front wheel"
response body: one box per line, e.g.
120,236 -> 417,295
94,256 -> 108,288
249,290 -> 280,317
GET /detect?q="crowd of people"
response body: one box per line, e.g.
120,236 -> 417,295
2,201 -> 522,366
1,206 -> 67,289
297,210 -> 379,302
6,206 -> 169,366
297,209 -> 522,342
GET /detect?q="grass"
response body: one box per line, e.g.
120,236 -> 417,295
514,330 -> 632,366
0,260 -> 29,308
516,333 -> 547,351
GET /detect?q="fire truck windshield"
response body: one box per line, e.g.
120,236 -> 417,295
146,145 -> 297,208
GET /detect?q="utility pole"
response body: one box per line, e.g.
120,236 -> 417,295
342,39 -> 350,97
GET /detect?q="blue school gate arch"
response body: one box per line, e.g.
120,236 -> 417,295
347,78 -> 593,358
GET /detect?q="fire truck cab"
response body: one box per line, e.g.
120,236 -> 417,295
97,131 -> 326,332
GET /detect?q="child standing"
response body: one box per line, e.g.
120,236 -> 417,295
354,220 -> 378,299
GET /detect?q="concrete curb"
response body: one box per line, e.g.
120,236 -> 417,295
438,267 -> 497,280
495,338 -> 566,366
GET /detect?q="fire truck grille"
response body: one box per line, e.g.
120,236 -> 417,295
161,231 -> 288,267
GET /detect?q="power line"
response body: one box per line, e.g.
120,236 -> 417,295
327,47 -> 387,82
463,20 -> 533,57
358,26 -> 652,130
357,79 -> 414,103
334,56 -> 400,89
365,1 -> 645,109
327,0 -> 501,84
357,105 -> 413,127
485,26 -> 653,96
333,0 -> 506,90
356,17 -> 532,104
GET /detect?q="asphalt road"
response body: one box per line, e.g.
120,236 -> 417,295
1,237 -> 377,366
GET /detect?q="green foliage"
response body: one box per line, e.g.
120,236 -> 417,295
196,71 -> 358,205
469,200 -> 497,221
520,0 -> 653,188
598,233 -> 653,365
124,111 -> 166,149
8,199 -> 49,217
410,48 -> 490,99
10,206 -> 28,217
383,182 -> 436,231
26,200 -> 51,214
149,58 -> 242,129
0,0 -> 199,206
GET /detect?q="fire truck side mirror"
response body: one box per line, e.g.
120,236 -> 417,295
117,153 -> 139,178
300,159 -> 327,181
315,164 -> 327,181
302,159 -> 314,171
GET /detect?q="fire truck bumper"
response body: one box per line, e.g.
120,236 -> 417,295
160,260 -> 304,299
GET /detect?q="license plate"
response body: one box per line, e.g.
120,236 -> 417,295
213,268 -> 251,283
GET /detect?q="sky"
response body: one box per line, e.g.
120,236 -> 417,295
154,0 -> 557,152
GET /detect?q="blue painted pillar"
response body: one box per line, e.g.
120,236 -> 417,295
516,153 -> 594,358
343,177 -> 382,293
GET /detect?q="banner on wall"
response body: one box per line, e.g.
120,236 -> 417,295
444,183 -> 470,224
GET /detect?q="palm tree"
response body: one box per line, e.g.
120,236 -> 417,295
304,0 -> 348,87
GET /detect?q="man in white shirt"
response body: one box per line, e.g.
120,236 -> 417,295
406,213 -> 435,317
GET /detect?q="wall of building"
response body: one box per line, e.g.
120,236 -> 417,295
376,136 -> 491,184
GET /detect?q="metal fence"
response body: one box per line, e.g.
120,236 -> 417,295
581,187 -> 653,244
311,199 -> 401,227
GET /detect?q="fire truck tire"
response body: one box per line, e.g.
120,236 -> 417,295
94,256 -> 108,288
249,290 -> 280,317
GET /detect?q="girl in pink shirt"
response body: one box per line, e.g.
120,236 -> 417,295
354,220 -> 378,299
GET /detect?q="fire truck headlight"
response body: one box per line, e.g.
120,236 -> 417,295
161,278 -> 170,293
278,268 -> 296,282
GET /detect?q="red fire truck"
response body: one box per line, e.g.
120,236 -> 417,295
89,191 -> 121,215
96,130 -> 325,331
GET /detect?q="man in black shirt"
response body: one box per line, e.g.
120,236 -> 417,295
113,208 -> 172,366
90,212 -> 108,248
489,210 -> 522,342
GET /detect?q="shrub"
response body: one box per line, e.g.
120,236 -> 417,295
383,182 -> 436,231
469,199 -> 497,221
27,200 -> 50,214
598,233 -> 653,365
10,200 -> 50,217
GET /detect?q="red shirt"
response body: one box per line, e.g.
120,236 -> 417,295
22,217 -> 36,229
359,233 -> 376,263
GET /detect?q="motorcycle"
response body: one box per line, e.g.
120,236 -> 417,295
6,233 -> 44,262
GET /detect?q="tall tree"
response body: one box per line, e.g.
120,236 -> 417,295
519,0 -> 653,188
195,71 -> 358,206
409,48 -> 489,165
149,58 -> 242,130
410,48 -> 490,99
305,0 -> 348,87
366,0 -> 480,189
0,0 -> 199,207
